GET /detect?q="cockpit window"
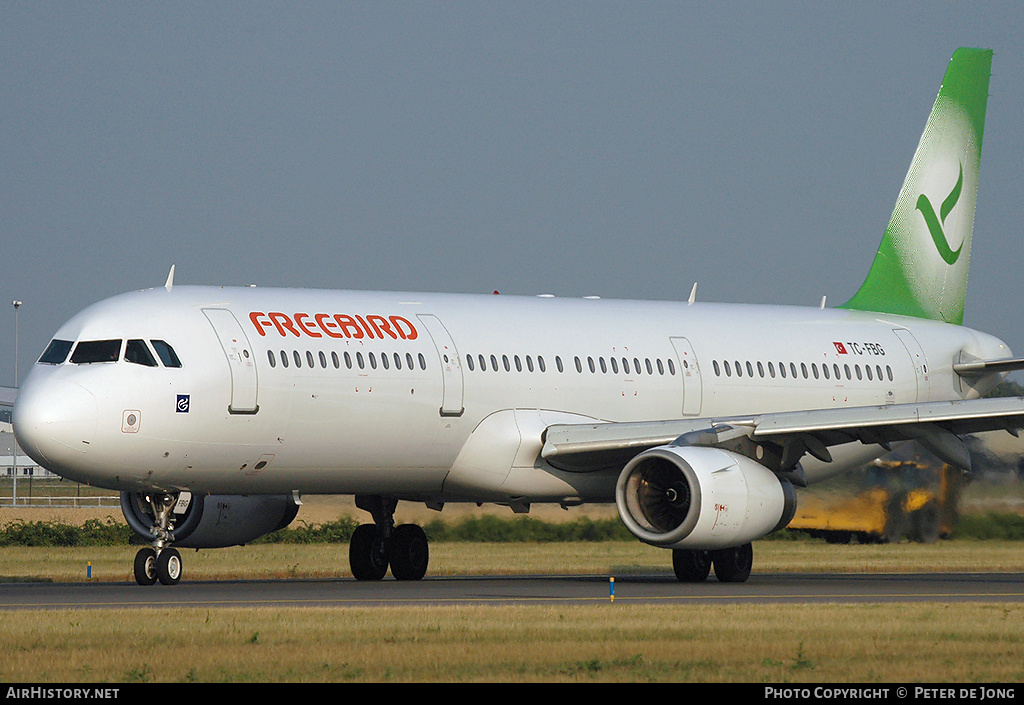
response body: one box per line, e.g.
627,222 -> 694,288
150,340 -> 182,368
125,339 -> 158,367
70,339 -> 122,364
38,339 -> 74,365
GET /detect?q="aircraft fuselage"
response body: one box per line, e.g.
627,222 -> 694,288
13,285 -> 1009,506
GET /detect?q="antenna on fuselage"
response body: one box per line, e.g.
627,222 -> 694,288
164,265 -> 176,292
688,282 -> 697,305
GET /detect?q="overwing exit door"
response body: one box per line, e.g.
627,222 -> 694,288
417,314 -> 465,417
670,337 -> 703,416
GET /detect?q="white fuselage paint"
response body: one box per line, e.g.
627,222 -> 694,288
13,285 -> 1011,507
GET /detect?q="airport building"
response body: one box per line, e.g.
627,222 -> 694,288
1,454 -> 50,478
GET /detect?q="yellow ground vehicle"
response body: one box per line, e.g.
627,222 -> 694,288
788,460 -> 961,544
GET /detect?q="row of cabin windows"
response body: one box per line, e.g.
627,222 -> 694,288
711,359 -> 894,383
266,347 -> 683,378
465,353 -> 679,377
267,349 -> 428,372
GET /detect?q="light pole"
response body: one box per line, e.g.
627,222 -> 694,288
12,300 -> 20,506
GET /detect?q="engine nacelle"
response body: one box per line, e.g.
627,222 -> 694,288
121,492 -> 300,548
615,445 -> 797,549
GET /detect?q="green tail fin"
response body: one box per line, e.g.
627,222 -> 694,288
841,47 -> 992,325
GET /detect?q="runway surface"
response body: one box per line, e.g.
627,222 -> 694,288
2,572 -> 1023,609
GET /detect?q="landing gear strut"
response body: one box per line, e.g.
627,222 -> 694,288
349,496 -> 429,581
122,492 -> 191,586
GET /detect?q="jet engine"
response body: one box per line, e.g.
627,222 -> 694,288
121,492 -> 300,549
615,445 -> 797,549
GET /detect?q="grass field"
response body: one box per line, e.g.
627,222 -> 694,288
3,538 -> 1024,583
1,539 -> 1024,683
1,603 -> 1023,683
2,492 -> 1024,683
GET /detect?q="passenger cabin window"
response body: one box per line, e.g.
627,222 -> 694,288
38,339 -> 73,365
70,340 -> 121,364
125,339 -> 158,367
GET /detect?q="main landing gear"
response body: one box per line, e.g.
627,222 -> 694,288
349,496 -> 430,581
672,543 -> 753,583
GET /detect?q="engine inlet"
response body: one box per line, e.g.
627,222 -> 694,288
634,457 -> 692,532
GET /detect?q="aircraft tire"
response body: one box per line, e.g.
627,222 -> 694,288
711,543 -> 753,583
134,547 -> 158,586
349,524 -> 390,581
156,547 -> 182,586
389,524 -> 429,581
672,548 -> 712,582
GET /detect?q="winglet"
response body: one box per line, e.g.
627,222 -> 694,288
164,265 -> 176,292
841,47 -> 992,325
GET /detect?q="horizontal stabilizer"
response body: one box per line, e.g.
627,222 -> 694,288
952,356 -> 1024,376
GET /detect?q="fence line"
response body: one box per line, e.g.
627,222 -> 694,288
1,496 -> 121,508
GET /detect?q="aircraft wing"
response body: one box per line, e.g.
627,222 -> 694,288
541,396 -> 1024,475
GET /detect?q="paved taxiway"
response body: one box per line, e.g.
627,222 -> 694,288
1,572 -> 1023,609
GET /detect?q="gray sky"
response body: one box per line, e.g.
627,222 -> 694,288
3,2 -> 1024,386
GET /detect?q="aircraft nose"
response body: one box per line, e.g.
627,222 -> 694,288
13,375 -> 98,474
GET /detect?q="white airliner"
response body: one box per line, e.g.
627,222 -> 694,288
13,47 -> 1024,586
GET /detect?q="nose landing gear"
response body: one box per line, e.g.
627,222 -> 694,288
133,546 -> 182,586
122,492 -> 196,586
